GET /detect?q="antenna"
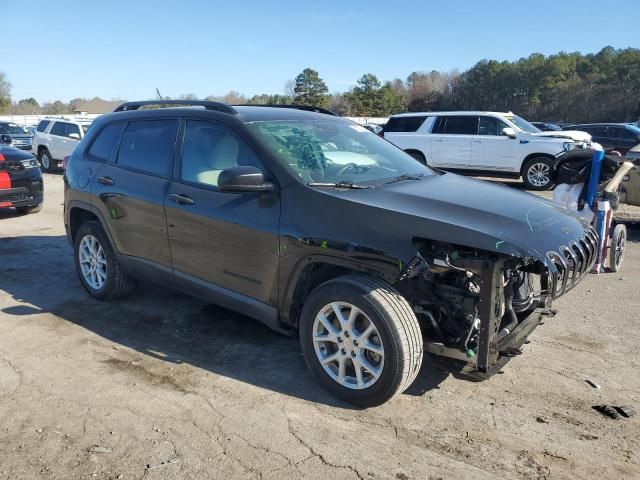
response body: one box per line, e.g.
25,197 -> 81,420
156,88 -> 165,107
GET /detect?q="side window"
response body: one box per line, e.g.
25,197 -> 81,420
36,120 -> 49,132
383,116 -> 427,133
66,123 -> 81,138
50,122 -> 67,137
181,120 -> 262,187
88,123 -> 124,161
439,116 -> 478,135
117,119 -> 178,176
478,116 -> 500,136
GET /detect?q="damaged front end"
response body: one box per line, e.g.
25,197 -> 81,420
395,230 -> 598,378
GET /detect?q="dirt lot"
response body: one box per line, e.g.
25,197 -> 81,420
1,173 -> 639,480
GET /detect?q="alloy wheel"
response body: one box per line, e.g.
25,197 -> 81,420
78,235 -> 107,290
527,162 -> 551,188
312,302 -> 384,389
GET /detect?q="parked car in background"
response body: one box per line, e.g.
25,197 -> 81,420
621,143 -> 640,207
531,122 -> 562,131
563,123 -> 640,154
64,100 -> 597,406
382,111 -> 592,190
0,144 -> 43,214
0,121 -> 33,151
31,117 -> 92,172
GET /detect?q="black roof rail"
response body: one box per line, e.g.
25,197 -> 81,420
234,104 -> 338,116
113,100 -> 238,115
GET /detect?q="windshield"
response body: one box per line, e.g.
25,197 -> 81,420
627,124 -> 640,136
246,119 -> 433,185
0,123 -> 26,135
503,114 -> 541,133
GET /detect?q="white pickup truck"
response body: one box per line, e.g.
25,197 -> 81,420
31,118 -> 93,172
382,111 -> 592,190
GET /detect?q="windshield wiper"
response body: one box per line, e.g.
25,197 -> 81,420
307,180 -> 371,189
383,173 -> 424,185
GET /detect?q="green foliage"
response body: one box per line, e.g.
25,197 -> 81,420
293,68 -> 329,107
0,71 -> 11,112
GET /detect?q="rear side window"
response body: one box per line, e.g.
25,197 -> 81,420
117,119 -> 178,176
66,123 -> 81,138
88,123 -> 124,161
50,122 -> 67,136
383,116 -> 427,133
36,120 -> 49,132
434,116 -> 478,135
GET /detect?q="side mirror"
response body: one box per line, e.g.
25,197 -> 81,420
218,166 -> 275,193
1,134 -> 12,144
68,132 -> 81,140
502,127 -> 517,139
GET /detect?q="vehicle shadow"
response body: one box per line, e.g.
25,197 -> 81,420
0,234 -> 449,408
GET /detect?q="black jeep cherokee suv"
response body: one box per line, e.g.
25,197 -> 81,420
64,100 -> 597,406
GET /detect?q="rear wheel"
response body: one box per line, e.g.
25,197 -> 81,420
609,224 -> 626,272
74,221 -> 135,300
522,157 -> 554,190
299,274 -> 423,407
38,148 -> 56,173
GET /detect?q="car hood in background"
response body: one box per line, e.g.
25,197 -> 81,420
532,130 -> 592,142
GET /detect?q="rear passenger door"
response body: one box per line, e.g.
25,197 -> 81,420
91,118 -> 178,268
48,121 -> 69,160
164,118 -> 280,304
430,116 -> 476,168
471,116 -> 518,172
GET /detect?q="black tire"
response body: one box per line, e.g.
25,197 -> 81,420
608,224 -> 626,272
15,203 -> 42,214
38,148 -> 56,173
522,156 -> 554,190
299,274 -> 423,407
406,150 -> 427,165
73,221 -> 135,300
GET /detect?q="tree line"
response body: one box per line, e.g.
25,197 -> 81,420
1,46 -> 639,122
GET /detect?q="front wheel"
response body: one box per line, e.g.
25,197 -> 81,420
522,157 -> 554,190
38,148 -> 56,173
74,221 -> 135,300
299,274 -> 423,407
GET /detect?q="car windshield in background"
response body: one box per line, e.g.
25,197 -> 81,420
504,115 -> 541,133
247,119 -> 433,185
627,124 -> 640,136
0,123 -> 26,135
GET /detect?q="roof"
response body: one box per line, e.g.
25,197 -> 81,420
73,97 -> 127,114
390,111 -> 512,118
567,123 -> 630,127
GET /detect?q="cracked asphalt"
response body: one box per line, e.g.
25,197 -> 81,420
1,173 -> 639,479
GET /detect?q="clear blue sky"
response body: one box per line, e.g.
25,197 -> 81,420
3,0 -> 639,103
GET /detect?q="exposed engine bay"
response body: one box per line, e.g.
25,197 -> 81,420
396,239 -> 550,376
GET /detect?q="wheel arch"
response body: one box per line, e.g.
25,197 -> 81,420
67,202 -> 118,253
280,256 -> 397,330
520,152 -> 555,176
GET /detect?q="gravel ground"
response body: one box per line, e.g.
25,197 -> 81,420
0,173 -> 639,480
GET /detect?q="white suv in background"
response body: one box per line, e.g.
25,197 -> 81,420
382,111 -> 593,190
31,118 -> 93,172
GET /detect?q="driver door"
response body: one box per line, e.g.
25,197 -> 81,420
165,119 -> 280,304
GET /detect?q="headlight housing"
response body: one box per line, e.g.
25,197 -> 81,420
21,159 -> 38,169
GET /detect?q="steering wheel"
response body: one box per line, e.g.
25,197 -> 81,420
336,163 -> 360,176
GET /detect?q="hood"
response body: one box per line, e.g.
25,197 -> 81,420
532,130 -> 591,142
327,173 -> 592,266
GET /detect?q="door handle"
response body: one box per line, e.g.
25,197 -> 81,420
473,139 -> 483,143
169,193 -> 194,205
435,138 -> 444,142
97,176 -> 114,186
